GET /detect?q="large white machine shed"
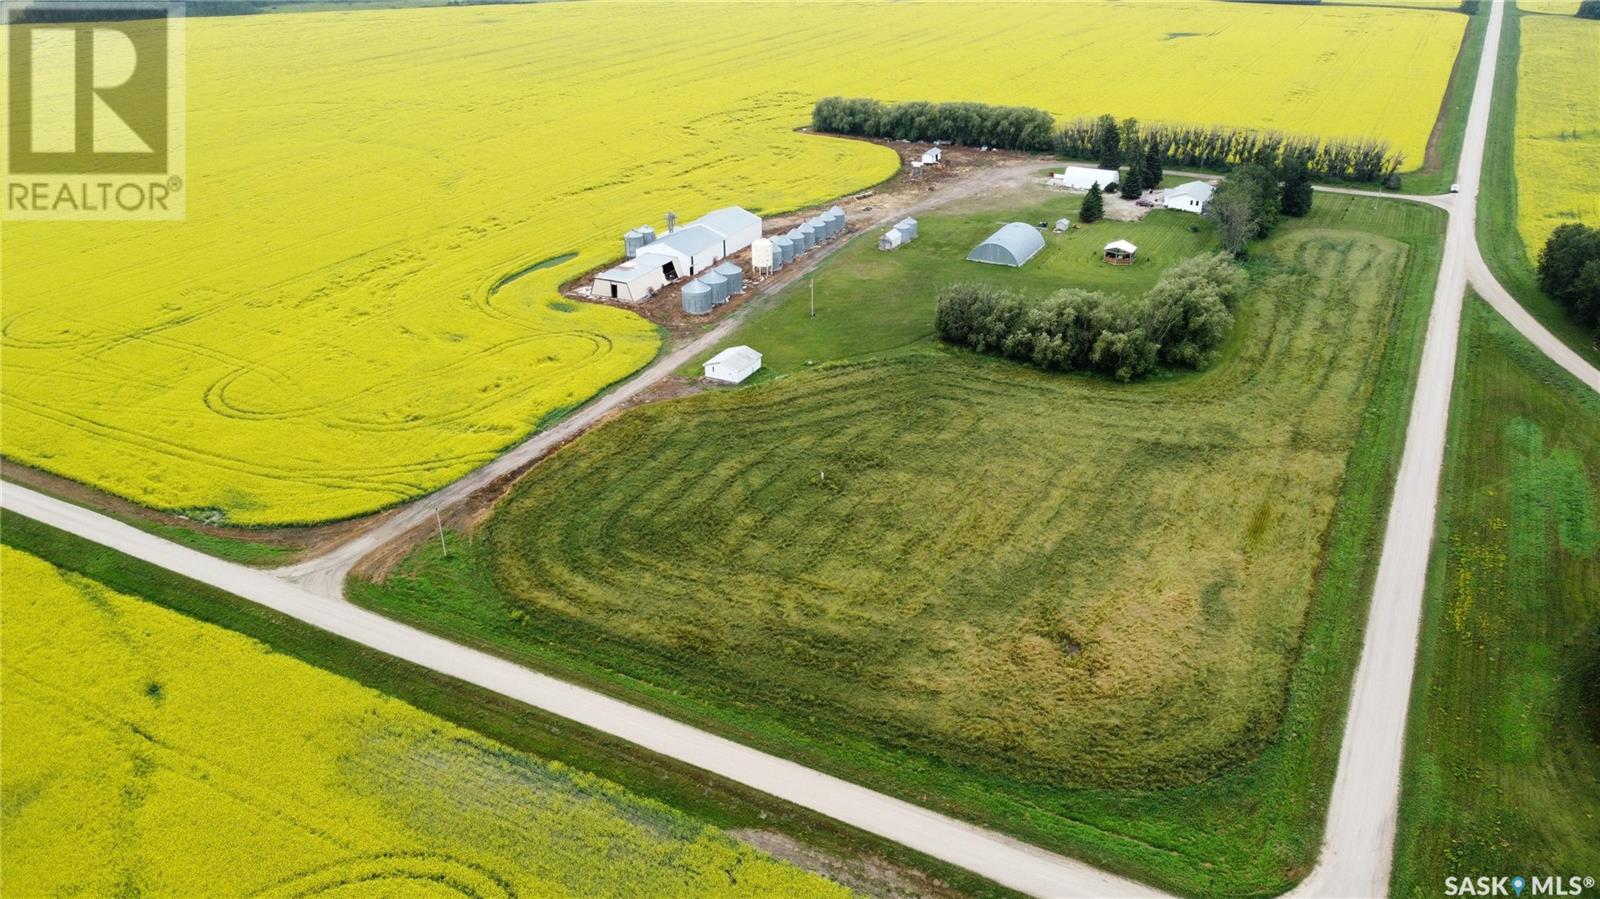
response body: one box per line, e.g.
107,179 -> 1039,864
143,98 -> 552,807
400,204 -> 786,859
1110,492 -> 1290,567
592,252 -> 674,302
1054,166 -> 1120,191
693,207 -> 763,257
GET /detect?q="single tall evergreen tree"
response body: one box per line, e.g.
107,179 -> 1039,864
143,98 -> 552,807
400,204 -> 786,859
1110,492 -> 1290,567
1094,114 -> 1121,168
1280,156 -> 1314,217
1120,159 -> 1145,199
1080,183 -> 1106,223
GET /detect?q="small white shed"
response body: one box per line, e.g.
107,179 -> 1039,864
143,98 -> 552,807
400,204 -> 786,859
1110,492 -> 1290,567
879,228 -> 906,251
1053,166 -> 1120,191
921,147 -> 942,165
704,345 -> 762,384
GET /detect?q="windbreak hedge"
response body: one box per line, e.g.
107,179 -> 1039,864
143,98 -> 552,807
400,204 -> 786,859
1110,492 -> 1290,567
812,96 -> 1405,183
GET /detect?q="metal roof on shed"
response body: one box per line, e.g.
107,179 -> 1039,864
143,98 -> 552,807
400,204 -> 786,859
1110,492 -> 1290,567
639,225 -> 723,258
693,207 -> 761,239
596,252 -> 673,282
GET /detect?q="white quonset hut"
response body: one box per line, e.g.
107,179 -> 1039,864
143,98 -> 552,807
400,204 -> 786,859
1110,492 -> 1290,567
703,345 -> 762,384
592,252 -> 675,301
1053,165 -> 1120,191
968,222 -> 1045,268
1163,181 -> 1215,215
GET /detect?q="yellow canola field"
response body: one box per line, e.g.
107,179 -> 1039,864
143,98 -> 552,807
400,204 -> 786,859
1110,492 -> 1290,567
0,1 -> 1464,524
1515,14 -> 1600,256
0,547 -> 850,897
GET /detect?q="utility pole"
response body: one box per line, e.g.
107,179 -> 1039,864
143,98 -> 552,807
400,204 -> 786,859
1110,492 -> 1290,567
810,278 -> 816,318
434,508 -> 448,557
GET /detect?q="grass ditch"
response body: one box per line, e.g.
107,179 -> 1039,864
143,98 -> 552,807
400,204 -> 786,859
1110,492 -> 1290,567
351,192 -> 1445,897
1476,0 -> 1600,366
1391,296 -> 1600,895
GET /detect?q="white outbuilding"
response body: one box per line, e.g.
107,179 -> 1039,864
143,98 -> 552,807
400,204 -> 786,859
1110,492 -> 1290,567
592,252 -> 674,302
1052,165 -> 1120,191
921,146 -> 942,166
1163,181 -> 1216,215
703,345 -> 762,384
879,228 -> 906,251
692,206 -> 763,256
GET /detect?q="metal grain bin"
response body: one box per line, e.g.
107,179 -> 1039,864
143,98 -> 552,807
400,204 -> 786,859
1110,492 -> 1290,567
827,205 -> 846,237
624,228 -> 644,259
773,235 -> 794,266
896,217 -> 918,240
714,261 -> 743,294
797,223 -> 816,250
681,279 -> 713,315
809,216 -> 829,241
701,271 -> 729,304
638,225 -> 658,246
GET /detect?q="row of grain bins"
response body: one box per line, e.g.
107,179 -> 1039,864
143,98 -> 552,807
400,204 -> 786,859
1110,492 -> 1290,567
713,204 -> 847,311
681,261 -> 745,315
878,217 -> 918,251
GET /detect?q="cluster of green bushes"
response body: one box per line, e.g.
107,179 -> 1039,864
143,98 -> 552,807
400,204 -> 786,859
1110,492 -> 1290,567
1537,223 -> 1600,336
1054,114 -> 1403,184
934,253 -> 1246,381
811,97 -> 1055,151
1206,161 -> 1313,255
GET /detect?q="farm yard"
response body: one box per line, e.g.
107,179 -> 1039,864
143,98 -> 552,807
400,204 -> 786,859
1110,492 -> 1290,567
1391,299 -> 1600,896
0,0 -> 1466,525
353,193 -> 1448,896
1514,12 -> 1600,258
0,546 -> 848,898
700,195 -> 1219,375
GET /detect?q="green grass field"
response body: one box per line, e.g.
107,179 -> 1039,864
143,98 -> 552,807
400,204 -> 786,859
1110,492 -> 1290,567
353,192 -> 1444,896
1477,1 -> 1600,367
1391,297 -> 1600,897
701,199 -> 1216,375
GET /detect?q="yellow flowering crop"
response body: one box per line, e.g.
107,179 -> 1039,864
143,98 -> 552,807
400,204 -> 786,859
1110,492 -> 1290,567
0,1 -> 1463,524
1516,14 -> 1600,256
0,547 -> 852,897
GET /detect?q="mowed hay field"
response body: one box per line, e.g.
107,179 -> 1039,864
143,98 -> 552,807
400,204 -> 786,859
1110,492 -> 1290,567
0,1 -> 1465,525
1515,13 -> 1600,257
0,547 -> 847,898
370,224 -> 1407,790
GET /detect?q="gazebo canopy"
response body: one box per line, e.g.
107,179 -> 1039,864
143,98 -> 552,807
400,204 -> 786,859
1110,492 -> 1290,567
1104,239 -> 1137,254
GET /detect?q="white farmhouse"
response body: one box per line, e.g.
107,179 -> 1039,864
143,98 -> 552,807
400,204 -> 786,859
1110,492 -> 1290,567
1052,166 -> 1119,191
1163,181 -> 1216,215
703,345 -> 762,384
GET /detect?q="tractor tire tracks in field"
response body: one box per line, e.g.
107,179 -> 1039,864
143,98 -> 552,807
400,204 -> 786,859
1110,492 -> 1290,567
5,2 -> 1597,894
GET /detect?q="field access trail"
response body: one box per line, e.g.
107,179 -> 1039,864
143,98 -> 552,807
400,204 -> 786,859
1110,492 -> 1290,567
5,1 -> 1598,895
